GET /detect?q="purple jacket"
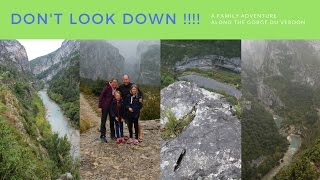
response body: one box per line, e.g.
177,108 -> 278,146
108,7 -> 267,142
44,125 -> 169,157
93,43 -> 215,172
99,83 -> 114,110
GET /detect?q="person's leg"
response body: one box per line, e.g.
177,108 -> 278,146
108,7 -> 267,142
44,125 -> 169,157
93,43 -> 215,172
120,122 -> 124,137
100,109 -> 108,139
134,118 -> 139,139
115,120 -> 120,138
109,111 -> 115,139
128,119 -> 133,139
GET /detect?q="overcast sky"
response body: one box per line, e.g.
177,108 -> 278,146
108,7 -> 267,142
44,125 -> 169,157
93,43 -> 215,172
18,40 -> 64,60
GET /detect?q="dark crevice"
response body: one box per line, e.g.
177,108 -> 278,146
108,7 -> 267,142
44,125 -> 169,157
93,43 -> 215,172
173,148 -> 186,172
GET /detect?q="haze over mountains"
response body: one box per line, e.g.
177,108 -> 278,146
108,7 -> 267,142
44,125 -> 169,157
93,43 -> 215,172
80,40 -> 160,85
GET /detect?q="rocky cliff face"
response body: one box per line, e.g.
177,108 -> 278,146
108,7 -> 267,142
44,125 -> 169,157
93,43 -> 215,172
160,81 -> 241,179
30,40 -> 79,81
175,55 -> 241,73
0,40 -> 30,72
137,40 -> 160,85
243,41 -> 320,87
242,40 -> 320,108
80,40 -> 125,81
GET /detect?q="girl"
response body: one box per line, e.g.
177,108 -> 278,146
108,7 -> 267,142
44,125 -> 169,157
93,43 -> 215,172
110,91 -> 125,143
126,84 -> 143,145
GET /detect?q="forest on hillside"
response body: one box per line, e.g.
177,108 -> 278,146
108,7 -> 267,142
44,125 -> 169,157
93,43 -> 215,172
47,54 -> 80,128
0,64 -> 79,179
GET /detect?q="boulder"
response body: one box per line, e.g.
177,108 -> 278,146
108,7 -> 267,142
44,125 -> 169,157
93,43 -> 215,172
160,81 -> 241,179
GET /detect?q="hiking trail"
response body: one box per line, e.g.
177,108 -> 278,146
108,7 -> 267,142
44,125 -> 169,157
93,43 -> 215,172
80,93 -> 160,179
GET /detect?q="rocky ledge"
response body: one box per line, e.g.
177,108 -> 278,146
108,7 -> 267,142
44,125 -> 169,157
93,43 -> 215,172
160,81 -> 241,179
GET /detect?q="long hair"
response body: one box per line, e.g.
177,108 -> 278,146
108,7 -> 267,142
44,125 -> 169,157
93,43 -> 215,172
130,84 -> 139,95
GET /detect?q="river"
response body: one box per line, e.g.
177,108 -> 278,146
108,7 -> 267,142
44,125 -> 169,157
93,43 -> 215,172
178,74 -> 242,98
38,89 -> 80,157
262,134 -> 302,180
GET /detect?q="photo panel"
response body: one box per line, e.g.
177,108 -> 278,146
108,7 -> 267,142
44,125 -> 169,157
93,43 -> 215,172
0,40 -> 80,179
241,40 -> 320,179
160,40 -> 242,179
79,40 -> 161,179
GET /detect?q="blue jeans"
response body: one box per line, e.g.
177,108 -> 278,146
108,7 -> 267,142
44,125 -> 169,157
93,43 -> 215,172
115,120 -> 124,138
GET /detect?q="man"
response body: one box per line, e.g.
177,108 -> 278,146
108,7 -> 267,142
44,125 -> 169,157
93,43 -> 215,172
118,75 -> 144,141
98,78 -> 118,142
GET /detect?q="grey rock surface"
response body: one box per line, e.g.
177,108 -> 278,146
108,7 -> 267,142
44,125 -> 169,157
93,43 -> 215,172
242,40 -> 320,89
0,40 -> 30,72
30,40 -> 79,81
138,41 -> 160,85
160,81 -> 241,180
175,55 -> 241,73
80,40 -> 125,81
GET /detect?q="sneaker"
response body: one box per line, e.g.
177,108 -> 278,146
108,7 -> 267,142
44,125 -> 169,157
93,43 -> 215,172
127,138 -> 133,144
116,138 -> 121,143
133,139 -> 139,145
121,137 -> 125,143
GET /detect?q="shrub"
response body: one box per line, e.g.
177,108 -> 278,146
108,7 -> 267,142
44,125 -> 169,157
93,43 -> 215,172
161,109 -> 195,140
80,119 -> 91,133
139,85 -> 160,120
0,117 -> 49,179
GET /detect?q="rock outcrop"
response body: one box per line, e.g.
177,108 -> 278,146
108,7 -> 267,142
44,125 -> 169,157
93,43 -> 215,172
80,40 -> 125,81
160,81 -> 241,179
30,40 -> 79,81
175,55 -> 241,73
0,40 -> 30,72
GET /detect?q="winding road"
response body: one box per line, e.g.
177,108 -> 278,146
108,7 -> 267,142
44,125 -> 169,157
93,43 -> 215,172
178,74 -> 242,98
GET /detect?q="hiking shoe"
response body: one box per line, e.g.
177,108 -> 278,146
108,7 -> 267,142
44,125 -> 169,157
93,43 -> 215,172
127,138 -> 133,144
133,139 -> 139,145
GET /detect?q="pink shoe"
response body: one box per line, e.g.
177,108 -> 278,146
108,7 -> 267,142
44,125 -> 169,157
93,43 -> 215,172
127,138 -> 133,144
121,137 -> 125,143
116,138 -> 121,143
133,139 -> 139,145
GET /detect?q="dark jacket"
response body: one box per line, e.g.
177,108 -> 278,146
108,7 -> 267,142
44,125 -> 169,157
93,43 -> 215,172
110,99 -> 125,120
118,82 -> 143,102
125,94 -> 143,119
98,83 -> 114,110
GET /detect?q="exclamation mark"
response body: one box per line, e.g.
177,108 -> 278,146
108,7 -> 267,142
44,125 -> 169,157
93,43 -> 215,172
192,14 -> 195,24
184,13 -> 200,25
197,14 -> 200,24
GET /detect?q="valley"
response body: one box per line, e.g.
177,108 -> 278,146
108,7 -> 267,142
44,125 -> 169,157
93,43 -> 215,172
38,89 -> 80,157
0,40 -> 80,179
242,40 -> 320,179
